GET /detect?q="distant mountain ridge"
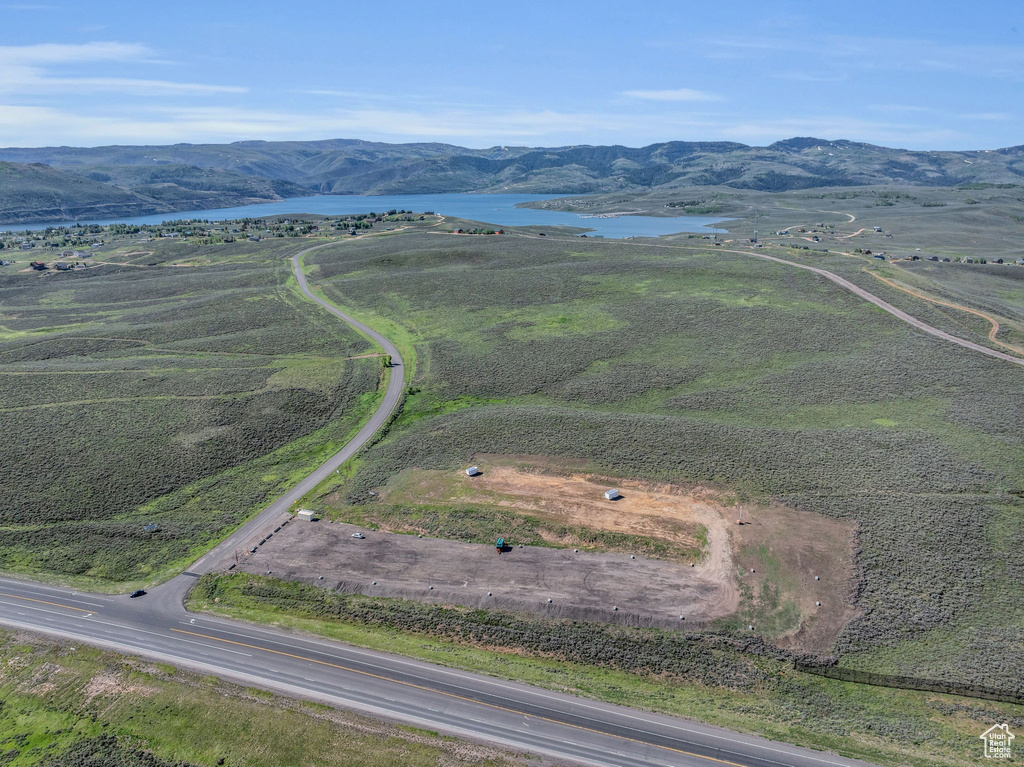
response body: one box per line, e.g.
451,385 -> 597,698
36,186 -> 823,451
2,137 -> 1023,224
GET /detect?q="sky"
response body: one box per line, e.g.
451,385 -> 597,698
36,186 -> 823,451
0,0 -> 1021,150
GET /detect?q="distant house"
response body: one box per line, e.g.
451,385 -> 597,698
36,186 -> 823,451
348,228 -> 357,236
248,235 -> 261,242
941,257 -> 951,262
604,489 -> 620,501
29,261 -> 46,270
19,242 -> 34,250
55,262 -> 73,271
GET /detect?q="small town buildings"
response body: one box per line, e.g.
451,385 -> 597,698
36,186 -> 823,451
466,466 -> 480,476
604,489 -> 620,500
29,261 -> 46,270
55,262 -> 73,271
296,509 -> 315,522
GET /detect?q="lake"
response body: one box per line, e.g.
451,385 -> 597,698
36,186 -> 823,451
7,193 -> 729,239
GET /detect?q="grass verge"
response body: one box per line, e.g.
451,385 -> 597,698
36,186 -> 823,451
189,573 -> 1021,767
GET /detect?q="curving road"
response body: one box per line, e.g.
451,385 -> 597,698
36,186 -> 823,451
742,250 -> 1024,367
186,241 -> 406,576
0,238 -> 881,766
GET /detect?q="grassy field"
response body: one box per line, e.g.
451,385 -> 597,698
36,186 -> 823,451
0,235 -> 384,587
301,227 -> 1024,695
0,629 -> 518,766
191,572 -> 1024,767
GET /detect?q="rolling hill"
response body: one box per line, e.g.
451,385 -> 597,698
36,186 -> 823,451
2,137 -> 1023,224
0,160 -> 308,225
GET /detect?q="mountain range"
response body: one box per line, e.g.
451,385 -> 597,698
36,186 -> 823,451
2,137 -> 1023,225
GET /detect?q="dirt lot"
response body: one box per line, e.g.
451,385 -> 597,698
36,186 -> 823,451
382,465 -> 710,553
236,519 -> 732,630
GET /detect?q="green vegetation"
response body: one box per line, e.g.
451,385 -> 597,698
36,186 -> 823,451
191,573 -> 1023,767
0,161 -> 306,226
0,631 -> 516,766
302,229 -> 1024,693
0,235 -> 383,586
7,137 -> 1024,223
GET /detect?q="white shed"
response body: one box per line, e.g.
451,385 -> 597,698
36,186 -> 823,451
604,489 -> 620,500
466,466 -> 480,476
296,509 -> 315,522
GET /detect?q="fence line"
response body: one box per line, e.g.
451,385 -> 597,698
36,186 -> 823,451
794,662 -> 1024,705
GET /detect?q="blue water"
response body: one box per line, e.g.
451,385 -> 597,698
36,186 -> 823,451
6,193 -> 728,239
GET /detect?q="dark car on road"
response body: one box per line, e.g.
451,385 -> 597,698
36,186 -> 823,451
129,589 -> 146,598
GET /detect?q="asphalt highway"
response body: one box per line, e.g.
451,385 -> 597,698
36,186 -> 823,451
0,576 -> 878,767
0,239 -> 881,766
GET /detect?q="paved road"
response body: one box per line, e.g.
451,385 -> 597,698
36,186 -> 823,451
743,250 -> 1024,367
548,228 -> 1024,368
0,238 -> 881,766
186,241 -> 406,575
0,576 -> 878,767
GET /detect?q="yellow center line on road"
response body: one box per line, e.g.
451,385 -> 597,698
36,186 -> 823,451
0,592 -> 97,614
171,628 -> 750,767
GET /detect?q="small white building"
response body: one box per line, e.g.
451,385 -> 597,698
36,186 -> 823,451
296,509 -> 315,522
604,489 -> 620,500
466,466 -> 480,476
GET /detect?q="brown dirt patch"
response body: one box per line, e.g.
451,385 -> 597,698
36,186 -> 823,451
384,465 -> 710,553
376,458 -> 860,652
235,520 -> 736,629
84,671 -> 158,703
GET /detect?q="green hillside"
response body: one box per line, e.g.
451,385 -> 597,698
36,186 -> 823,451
0,161 -> 308,225
4,136 -> 1024,224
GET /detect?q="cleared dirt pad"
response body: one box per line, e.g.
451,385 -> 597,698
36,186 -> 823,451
237,520 -> 735,629
250,461 -> 858,647
383,465 -> 710,552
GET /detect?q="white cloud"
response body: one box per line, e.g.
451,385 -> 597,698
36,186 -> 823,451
0,41 -> 150,63
706,35 -> 1024,80
622,88 -> 722,102
0,102 -> 979,151
0,42 -> 245,96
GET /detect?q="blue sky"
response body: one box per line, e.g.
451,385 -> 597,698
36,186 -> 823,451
0,0 -> 1020,150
